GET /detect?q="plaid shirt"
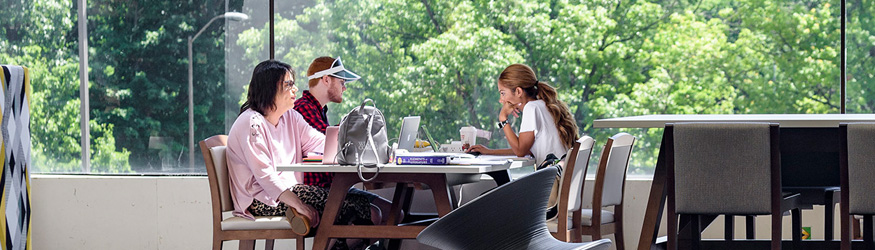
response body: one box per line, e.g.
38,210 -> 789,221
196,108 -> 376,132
293,90 -> 335,188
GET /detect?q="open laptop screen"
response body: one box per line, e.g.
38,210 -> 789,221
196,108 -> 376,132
397,116 -> 421,151
322,126 -> 340,164
421,126 -> 440,152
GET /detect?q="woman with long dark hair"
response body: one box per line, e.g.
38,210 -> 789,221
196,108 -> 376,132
227,60 -> 377,249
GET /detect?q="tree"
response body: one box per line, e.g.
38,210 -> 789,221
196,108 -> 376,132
1,0 -> 131,173
7,0 -> 850,174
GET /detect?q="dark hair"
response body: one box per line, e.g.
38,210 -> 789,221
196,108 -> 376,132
239,60 -> 294,115
498,64 -> 579,149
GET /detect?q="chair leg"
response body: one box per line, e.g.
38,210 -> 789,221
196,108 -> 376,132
772,213 -> 782,250
792,208 -> 802,250
573,231 -> 584,243
724,215 -> 734,241
690,215 -> 701,250
213,237 -> 223,250
615,222 -> 625,250
591,229 -> 601,240
865,215 -> 874,250
239,240 -> 255,250
296,236 -> 306,250
264,239 -> 275,250
746,215 -> 756,240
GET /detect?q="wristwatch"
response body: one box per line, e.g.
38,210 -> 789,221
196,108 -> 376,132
496,119 -> 509,129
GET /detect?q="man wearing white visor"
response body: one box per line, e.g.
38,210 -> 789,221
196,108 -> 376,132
308,56 -> 362,83
295,56 -> 361,134
294,57 -> 393,229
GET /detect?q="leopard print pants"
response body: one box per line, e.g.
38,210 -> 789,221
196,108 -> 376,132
247,184 -> 373,226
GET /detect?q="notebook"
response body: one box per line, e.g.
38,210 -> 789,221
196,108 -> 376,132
322,126 -> 340,164
397,116 -> 421,151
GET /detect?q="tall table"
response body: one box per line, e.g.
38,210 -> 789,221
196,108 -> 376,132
593,114 -> 875,250
278,158 -> 532,250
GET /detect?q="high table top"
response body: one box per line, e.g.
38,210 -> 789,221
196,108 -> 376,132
593,114 -> 875,128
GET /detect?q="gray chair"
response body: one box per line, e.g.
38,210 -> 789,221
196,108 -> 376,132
666,123 -> 801,250
416,167 -> 613,250
840,123 -> 875,250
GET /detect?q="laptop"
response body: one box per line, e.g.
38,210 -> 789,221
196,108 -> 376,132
420,126 -> 440,152
397,116 -> 421,151
322,126 -> 340,164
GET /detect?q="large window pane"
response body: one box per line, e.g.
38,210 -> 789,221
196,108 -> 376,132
8,0 -> 844,175
86,1 -> 257,173
848,0 -> 875,113
240,0 -> 841,175
1,0 -> 83,173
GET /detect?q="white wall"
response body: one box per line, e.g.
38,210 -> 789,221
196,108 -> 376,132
30,175 -> 840,250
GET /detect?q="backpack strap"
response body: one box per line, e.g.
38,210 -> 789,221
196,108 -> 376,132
357,99 -> 382,182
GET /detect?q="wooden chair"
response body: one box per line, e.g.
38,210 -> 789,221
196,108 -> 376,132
666,123 -> 801,250
547,136 -> 596,242
201,135 -> 306,250
579,133 -> 635,249
840,123 -> 875,250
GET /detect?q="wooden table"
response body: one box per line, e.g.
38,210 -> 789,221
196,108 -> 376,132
594,114 -> 875,250
278,158 -> 532,250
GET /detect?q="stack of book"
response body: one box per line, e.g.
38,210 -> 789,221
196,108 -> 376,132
394,152 -> 476,165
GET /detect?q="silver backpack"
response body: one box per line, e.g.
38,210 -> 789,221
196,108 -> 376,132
337,99 -> 390,181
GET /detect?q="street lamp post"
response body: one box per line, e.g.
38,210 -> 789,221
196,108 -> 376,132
188,12 -> 248,170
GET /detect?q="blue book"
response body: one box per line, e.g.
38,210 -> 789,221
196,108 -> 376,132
394,155 -> 450,165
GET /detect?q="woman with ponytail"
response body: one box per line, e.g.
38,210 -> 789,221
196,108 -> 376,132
467,64 -> 579,165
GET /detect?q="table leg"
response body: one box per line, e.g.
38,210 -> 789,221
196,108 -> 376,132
638,134 -> 669,250
419,174 -> 453,216
312,174 -> 359,250
386,185 -> 413,250
485,169 -> 512,186
386,184 -> 409,226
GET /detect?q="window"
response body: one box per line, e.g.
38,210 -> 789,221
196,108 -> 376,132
4,0 -> 848,175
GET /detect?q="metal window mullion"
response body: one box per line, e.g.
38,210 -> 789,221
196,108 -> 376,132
841,0 -> 847,114
78,0 -> 91,172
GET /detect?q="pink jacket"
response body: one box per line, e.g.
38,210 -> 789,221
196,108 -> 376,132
226,109 -> 325,219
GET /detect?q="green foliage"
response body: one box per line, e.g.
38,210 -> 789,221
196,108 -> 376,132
233,0 -> 849,174
8,0 -> 870,174
2,0 -> 131,173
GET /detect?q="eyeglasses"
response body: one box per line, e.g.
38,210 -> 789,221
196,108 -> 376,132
326,75 -> 347,87
282,80 -> 296,92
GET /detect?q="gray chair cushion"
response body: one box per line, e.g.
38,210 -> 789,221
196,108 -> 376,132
566,137 -> 594,214
847,123 -> 875,214
673,122 -> 772,215
581,209 -> 616,226
546,209 -> 615,232
210,146 -> 234,211
601,138 -> 633,206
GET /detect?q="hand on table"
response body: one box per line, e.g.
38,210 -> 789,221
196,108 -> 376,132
467,144 -> 492,155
